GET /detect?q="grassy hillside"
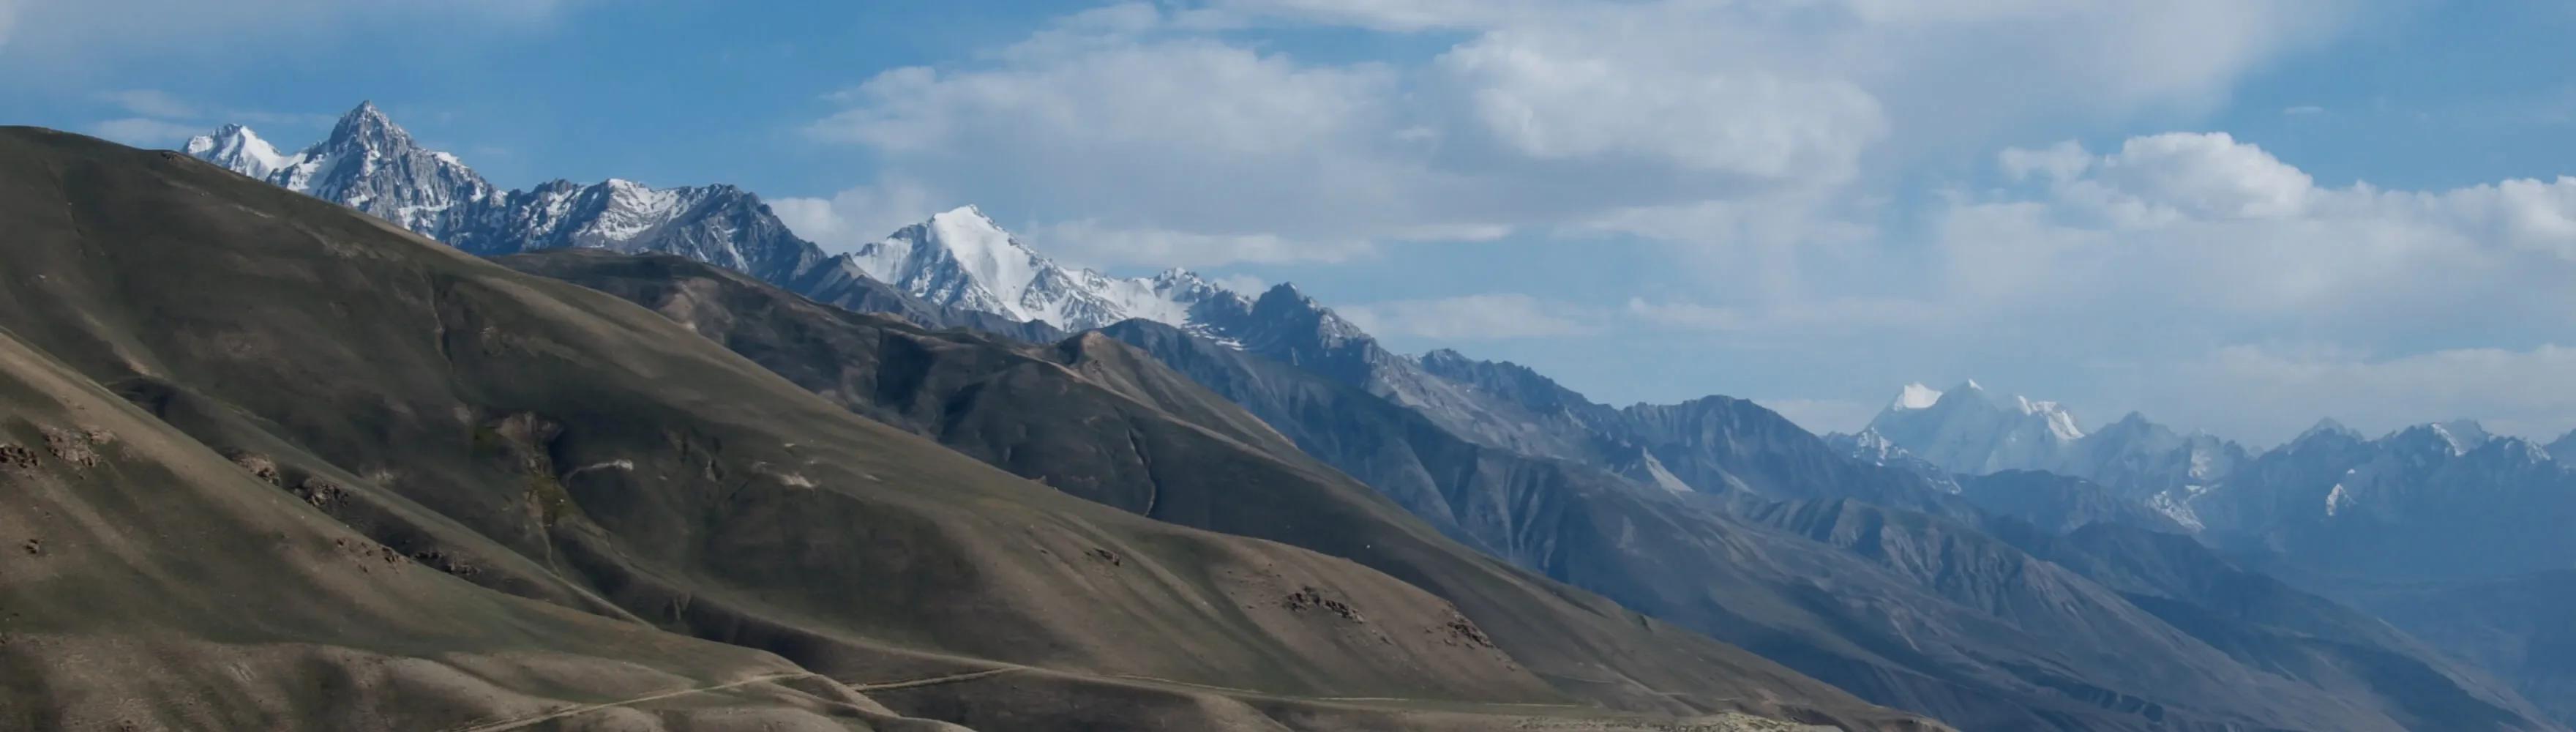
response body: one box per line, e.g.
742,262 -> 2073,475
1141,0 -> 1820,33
0,127 -> 1935,731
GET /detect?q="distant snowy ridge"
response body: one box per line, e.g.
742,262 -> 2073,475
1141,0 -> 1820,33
848,205 -> 1250,332
1842,378 -> 2576,546
187,102 -> 1263,340
184,102 -> 835,283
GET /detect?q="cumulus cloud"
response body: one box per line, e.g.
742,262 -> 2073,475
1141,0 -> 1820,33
768,180 -> 941,254
2058,132 -> 2318,220
1436,32 -> 1885,180
802,0 -> 2343,269
1341,294 -> 1595,340
1830,132 -> 2576,441
1621,130 -> 2576,441
803,29 -> 1463,264
1951,134 -> 2576,327
1029,220 -> 1375,268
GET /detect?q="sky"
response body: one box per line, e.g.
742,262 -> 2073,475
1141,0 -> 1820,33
5,0 -> 2575,447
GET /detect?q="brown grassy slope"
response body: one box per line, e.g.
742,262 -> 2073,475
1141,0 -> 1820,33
498,249 -> 1938,730
0,321 -> 971,731
0,127 -> 1645,721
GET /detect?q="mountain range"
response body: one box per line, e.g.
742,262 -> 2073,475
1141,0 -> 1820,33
1841,380 -> 2576,723
12,124 -> 1941,731
1838,379 -> 2576,580
148,101 -> 2576,731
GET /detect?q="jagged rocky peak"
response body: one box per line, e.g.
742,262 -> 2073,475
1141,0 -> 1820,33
1418,348 -> 1477,370
1414,348 -> 1549,387
181,101 -> 840,290
182,123 -> 293,179
1247,282 -> 1370,345
184,101 -> 495,234
1410,349 -> 1613,421
326,100 -> 409,150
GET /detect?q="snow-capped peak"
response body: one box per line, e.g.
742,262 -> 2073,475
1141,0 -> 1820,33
2014,395 -> 2086,441
1864,379 -> 2091,475
1890,382 -> 1943,411
184,102 -> 497,234
182,124 -> 299,181
848,205 -> 1247,333
2433,419 -> 2493,453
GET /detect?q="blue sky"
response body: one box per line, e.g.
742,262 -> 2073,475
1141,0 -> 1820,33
7,0 -> 2575,445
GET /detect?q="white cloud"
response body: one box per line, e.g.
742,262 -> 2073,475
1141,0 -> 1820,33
1341,294 -> 1594,340
768,180 -> 941,254
1030,220 -> 1374,268
88,116 -> 204,146
804,30 -> 1467,263
1211,274 -> 1270,294
1436,32 -> 1886,181
1954,135 -> 2576,326
2080,132 -> 2317,220
1840,132 -> 2576,441
779,1 -> 2576,441
803,1 -> 2347,269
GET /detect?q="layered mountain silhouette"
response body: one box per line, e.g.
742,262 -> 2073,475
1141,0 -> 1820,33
1845,381 -> 2576,725
141,102 -> 2576,731
495,249 -> 1923,725
509,249 -> 2558,731
4,127 -> 1944,731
